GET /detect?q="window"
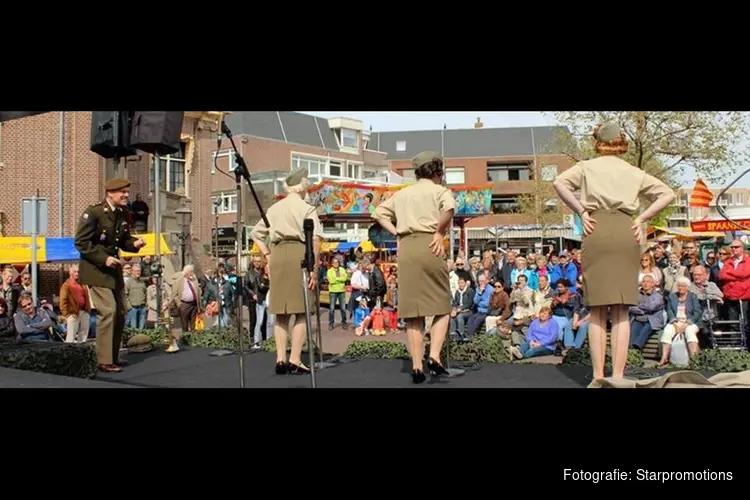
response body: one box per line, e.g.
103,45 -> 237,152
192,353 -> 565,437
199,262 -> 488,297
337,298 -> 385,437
342,129 -> 358,149
401,168 -> 415,179
540,164 -> 558,181
212,193 -> 238,214
445,167 -> 465,185
396,140 -> 406,152
347,161 -> 362,179
486,163 -> 530,182
291,153 -> 325,176
329,160 -> 342,177
718,194 -> 729,206
150,141 -> 188,194
363,169 -> 378,179
490,195 -> 519,214
212,150 -> 236,174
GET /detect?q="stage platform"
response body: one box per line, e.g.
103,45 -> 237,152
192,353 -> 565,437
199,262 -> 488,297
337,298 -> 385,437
90,348 -> 595,388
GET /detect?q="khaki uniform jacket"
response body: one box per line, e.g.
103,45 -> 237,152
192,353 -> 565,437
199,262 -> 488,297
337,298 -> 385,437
74,200 -> 139,289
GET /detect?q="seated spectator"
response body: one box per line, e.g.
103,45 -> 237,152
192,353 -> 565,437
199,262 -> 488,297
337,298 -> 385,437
466,273 -> 493,337
508,274 -> 536,325
510,306 -> 559,359
14,294 -> 53,341
562,306 -> 590,354
689,265 -> 723,347
353,296 -> 371,336
449,277 -> 474,340
659,277 -> 702,366
533,274 -> 554,313
510,256 -> 538,291
663,252 -> 690,295
550,278 -> 581,343
0,297 -> 16,338
482,285 -> 511,333
628,275 -> 665,350
638,251 -> 663,287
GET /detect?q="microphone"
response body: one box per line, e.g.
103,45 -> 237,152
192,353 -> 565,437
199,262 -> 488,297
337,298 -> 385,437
303,218 -> 315,273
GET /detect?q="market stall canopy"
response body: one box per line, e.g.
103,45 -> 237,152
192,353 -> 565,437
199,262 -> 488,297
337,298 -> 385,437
0,234 -> 172,264
652,226 -> 725,239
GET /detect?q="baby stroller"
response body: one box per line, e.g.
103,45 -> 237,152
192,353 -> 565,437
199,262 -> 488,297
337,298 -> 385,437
706,299 -> 746,351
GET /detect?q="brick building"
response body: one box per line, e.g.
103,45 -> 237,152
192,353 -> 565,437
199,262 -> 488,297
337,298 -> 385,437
367,119 -> 576,251
208,112 -> 391,252
0,111 -> 223,297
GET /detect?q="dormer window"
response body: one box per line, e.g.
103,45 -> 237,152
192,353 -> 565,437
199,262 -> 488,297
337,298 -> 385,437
341,129 -> 358,149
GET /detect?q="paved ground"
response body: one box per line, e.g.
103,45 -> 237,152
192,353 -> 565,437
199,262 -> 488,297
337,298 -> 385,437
0,366 -> 138,388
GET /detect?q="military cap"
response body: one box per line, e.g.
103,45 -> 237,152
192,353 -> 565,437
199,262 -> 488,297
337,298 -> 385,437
595,122 -> 621,143
285,167 -> 308,187
127,333 -> 154,353
412,151 -> 443,170
104,177 -> 132,192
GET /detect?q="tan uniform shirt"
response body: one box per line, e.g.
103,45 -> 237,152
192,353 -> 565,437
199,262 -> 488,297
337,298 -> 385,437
555,156 -> 673,215
373,179 -> 456,235
250,192 -> 324,244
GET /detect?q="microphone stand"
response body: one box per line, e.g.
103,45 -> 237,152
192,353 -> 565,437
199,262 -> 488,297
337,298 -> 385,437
302,218 -> 318,388
220,122 -> 271,389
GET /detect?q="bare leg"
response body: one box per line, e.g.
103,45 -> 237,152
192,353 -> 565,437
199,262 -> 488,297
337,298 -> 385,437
658,344 -> 671,365
289,314 -> 307,366
610,304 -> 631,379
406,318 -> 425,371
274,314 -> 290,363
428,314 -> 450,362
588,306 -> 607,380
688,342 -> 699,356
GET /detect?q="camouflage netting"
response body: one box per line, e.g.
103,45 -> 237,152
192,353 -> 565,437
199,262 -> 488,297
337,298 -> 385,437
0,339 -> 98,379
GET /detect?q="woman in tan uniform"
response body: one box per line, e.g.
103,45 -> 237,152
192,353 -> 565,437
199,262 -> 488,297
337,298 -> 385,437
251,168 -> 323,375
553,122 -> 675,380
373,151 -> 456,383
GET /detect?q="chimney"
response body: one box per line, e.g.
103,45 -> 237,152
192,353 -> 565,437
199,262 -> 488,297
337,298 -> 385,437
474,117 -> 483,129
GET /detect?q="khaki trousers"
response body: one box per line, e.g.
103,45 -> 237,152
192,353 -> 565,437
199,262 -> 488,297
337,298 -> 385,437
89,286 -> 126,365
65,311 -> 91,343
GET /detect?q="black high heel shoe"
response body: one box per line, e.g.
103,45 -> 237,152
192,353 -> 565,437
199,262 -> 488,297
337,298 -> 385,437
288,362 -> 311,375
412,369 -> 426,384
275,361 -> 289,375
427,358 -> 449,378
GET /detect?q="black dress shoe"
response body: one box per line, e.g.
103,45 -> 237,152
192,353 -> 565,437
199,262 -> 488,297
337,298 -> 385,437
275,361 -> 289,375
411,369 -> 426,384
427,358 -> 449,378
288,362 -> 311,375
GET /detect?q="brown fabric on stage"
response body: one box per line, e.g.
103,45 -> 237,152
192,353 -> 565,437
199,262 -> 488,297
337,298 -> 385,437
268,240 -> 313,315
589,370 -> 750,388
397,233 -> 452,319
581,209 -> 640,307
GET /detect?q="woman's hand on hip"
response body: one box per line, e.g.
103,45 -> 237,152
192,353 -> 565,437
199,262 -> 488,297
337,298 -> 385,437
581,212 -> 597,236
631,217 -> 645,245
429,232 -> 445,257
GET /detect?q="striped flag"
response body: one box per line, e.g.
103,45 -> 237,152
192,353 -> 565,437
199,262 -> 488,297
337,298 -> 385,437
689,178 -> 713,207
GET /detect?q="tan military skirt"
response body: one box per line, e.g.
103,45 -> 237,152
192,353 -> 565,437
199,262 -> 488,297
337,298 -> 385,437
581,209 -> 640,307
397,232 -> 452,319
269,240 -> 314,315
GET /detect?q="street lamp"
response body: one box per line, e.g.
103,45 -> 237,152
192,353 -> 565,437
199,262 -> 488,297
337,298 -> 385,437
174,206 -> 193,269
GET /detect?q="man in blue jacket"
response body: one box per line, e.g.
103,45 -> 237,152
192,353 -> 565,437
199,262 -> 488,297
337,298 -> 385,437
549,251 -> 578,293
466,273 -> 493,337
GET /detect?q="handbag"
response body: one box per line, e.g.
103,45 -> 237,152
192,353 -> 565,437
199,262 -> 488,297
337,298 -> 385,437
194,313 -> 205,331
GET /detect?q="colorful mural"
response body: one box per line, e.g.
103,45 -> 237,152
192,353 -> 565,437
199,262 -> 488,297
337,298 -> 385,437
305,181 -> 492,217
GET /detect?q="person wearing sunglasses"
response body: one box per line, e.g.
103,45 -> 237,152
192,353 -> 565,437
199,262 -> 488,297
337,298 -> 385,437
718,239 -> 750,341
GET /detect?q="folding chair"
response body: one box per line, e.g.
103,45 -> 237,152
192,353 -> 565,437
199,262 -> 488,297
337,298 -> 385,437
708,299 -> 746,351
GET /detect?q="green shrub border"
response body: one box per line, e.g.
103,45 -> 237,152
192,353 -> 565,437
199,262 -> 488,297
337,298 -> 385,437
0,339 -> 98,379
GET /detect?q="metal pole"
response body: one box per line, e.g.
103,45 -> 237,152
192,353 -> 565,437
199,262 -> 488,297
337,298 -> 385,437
443,123 -> 455,261
154,154 -> 163,337
235,163 -> 246,389
180,237 -> 186,270
30,190 -> 39,306
214,204 -> 219,264
58,112 -> 65,287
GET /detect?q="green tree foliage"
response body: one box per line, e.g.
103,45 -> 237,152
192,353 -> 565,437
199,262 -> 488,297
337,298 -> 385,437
516,164 -> 564,239
544,111 -> 750,185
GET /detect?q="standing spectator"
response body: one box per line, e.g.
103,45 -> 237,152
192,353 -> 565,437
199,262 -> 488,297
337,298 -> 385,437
0,298 -> 15,338
718,239 -> 750,340
146,276 -> 170,329
326,257 -> 348,330
0,267 -> 21,317
251,263 -> 270,349
59,264 -> 91,343
170,265 -> 201,352
125,264 -> 148,329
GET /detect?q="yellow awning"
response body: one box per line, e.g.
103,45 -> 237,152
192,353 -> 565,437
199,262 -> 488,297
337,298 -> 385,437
121,233 -> 174,258
0,237 -> 45,264
652,226 -> 724,239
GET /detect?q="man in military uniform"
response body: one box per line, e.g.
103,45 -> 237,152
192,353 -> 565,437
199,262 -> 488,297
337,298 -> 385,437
75,178 -> 145,373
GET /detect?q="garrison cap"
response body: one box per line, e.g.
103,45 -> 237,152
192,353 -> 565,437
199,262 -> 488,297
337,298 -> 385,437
104,177 -> 132,192
285,167 -> 308,187
127,333 -> 154,353
594,122 -> 621,143
411,151 -> 443,170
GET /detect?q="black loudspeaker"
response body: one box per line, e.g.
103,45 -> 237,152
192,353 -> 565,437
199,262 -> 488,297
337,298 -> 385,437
90,111 -> 137,159
130,111 -> 185,156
